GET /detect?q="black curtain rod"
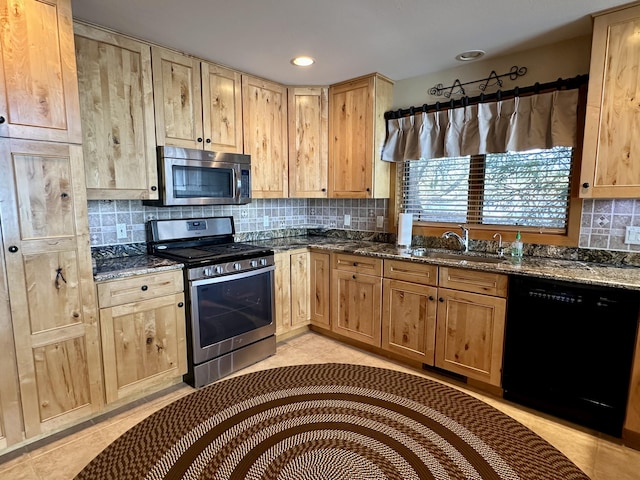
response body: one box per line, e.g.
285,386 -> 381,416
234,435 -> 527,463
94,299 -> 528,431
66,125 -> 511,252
384,74 -> 589,120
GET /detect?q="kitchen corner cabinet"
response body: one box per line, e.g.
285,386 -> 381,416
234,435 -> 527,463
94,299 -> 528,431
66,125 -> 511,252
0,139 -> 103,438
152,47 -> 243,153
275,250 -> 310,336
0,0 -> 81,144
435,267 -> 507,387
96,270 -> 187,404
288,87 -> 329,198
580,3 -> 640,198
309,251 -> 331,330
331,253 -> 383,347
382,260 -> 438,365
74,23 -> 158,200
242,75 -> 288,198
328,73 -> 393,199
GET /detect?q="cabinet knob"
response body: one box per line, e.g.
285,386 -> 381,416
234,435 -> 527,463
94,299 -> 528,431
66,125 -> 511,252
8,246 -> 18,253
150,185 -> 157,191
177,302 -> 184,308
438,297 -> 444,303
353,262 -> 358,266
60,192 -> 69,198
366,188 -> 371,192
205,138 -> 211,144
197,137 -> 203,143
321,188 -> 326,192
352,275 -> 356,280
141,285 -> 148,291
428,295 -> 434,301
72,312 -> 80,318
0,116 -> 5,124
582,182 -> 590,189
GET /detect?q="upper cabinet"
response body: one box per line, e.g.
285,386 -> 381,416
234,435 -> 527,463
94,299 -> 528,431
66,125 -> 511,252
0,0 -> 81,144
328,73 -> 393,198
242,75 -> 288,198
152,47 -> 243,153
74,23 -> 158,200
288,87 -> 329,198
580,4 -> 640,198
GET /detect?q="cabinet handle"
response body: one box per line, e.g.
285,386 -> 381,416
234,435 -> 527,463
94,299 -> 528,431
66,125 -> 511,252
72,312 -> 80,318
366,188 -> 371,192
205,138 -> 211,143
353,262 -> 358,266
352,275 -> 356,279
177,302 -> 184,308
0,116 -> 5,124
60,192 -> 69,199
582,182 -> 590,189
150,185 -> 157,191
8,246 -> 18,253
321,188 -> 326,192
141,285 -> 148,291
197,137 -> 203,143
428,295 -> 434,301
438,297 -> 444,303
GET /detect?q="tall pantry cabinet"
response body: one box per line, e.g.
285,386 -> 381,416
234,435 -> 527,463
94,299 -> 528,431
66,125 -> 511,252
0,0 -> 103,444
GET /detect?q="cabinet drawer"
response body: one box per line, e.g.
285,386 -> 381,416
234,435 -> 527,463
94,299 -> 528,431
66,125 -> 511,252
333,253 -> 382,276
438,267 -> 507,297
384,259 -> 437,286
97,270 -> 184,308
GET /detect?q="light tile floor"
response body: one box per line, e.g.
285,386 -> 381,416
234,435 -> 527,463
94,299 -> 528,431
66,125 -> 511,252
1,331 -> 639,479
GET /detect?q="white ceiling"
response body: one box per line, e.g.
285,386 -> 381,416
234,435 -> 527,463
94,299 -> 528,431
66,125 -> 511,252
70,0 -> 630,85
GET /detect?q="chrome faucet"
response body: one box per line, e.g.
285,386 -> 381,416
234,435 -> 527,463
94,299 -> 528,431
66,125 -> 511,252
493,232 -> 504,257
442,225 -> 469,252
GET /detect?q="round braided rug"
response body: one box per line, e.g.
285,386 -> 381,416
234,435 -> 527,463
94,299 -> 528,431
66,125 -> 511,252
75,363 -> 589,480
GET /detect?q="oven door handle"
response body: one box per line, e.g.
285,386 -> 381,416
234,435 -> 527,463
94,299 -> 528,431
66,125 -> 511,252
190,265 -> 275,286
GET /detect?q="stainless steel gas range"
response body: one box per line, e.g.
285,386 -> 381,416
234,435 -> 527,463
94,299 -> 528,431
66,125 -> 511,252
147,216 -> 275,388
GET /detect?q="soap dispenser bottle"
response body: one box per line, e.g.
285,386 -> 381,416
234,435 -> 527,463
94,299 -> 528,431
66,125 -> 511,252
511,231 -> 523,258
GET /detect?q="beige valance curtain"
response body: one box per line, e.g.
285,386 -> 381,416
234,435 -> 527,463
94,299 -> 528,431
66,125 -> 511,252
381,89 -> 579,162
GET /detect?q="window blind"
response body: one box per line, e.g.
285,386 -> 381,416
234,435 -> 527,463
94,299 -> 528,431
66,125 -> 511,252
400,146 -> 573,231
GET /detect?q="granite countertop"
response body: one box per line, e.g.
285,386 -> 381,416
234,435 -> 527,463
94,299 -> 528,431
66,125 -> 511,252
93,255 -> 184,282
254,235 -> 640,291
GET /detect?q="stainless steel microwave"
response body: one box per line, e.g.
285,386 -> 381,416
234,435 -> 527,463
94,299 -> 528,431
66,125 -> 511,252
144,146 -> 251,206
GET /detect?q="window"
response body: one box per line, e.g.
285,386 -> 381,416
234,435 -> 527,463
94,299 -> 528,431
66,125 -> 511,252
400,146 -> 574,233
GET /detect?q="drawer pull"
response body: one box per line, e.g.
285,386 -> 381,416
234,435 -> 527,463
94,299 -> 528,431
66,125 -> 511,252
141,285 -> 148,291
178,302 -> 184,308
429,296 -> 435,301
439,297 -> 444,303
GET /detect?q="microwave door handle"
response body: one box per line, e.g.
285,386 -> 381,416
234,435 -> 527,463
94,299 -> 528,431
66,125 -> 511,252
234,169 -> 242,197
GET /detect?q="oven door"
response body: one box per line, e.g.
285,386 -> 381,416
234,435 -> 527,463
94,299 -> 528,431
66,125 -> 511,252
189,266 -> 275,364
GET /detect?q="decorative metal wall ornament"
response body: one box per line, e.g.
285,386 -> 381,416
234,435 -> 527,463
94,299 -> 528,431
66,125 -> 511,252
429,65 -> 528,98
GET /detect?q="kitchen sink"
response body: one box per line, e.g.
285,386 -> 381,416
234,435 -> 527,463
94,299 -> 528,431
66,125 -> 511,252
410,248 -> 508,264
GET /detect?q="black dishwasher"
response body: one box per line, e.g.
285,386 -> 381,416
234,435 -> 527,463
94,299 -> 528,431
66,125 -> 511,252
502,275 -> 639,437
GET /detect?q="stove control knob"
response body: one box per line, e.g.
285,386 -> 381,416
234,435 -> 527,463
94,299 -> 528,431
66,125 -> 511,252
250,260 -> 258,268
233,263 -> 242,271
259,258 -> 268,266
214,266 -> 224,275
203,267 -> 212,277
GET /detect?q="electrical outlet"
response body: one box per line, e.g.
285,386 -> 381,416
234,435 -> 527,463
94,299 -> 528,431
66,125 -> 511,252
263,215 -> 269,228
344,214 -> 351,227
625,226 -> 640,244
116,223 -> 127,239
376,216 -> 384,228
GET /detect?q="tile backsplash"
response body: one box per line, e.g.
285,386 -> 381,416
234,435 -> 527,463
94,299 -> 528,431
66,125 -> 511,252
88,197 -> 640,253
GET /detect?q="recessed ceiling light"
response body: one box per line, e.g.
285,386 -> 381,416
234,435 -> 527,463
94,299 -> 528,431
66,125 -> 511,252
291,56 -> 315,67
455,50 -> 486,62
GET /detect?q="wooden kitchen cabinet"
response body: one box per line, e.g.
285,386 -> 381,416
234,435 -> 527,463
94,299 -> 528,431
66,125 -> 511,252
288,87 -> 329,198
0,139 -> 103,438
275,250 -> 310,337
96,270 -> 187,404
328,73 -> 393,198
624,324 -> 640,449
0,0 -> 82,144
382,260 -> 438,365
74,23 -> 158,200
580,3 -> 640,198
310,251 -> 331,330
435,268 -> 507,387
242,74 -> 288,198
331,253 -> 383,347
152,47 -> 243,153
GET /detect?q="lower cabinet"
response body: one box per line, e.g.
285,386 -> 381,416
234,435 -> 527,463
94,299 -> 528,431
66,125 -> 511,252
331,253 -> 383,347
310,251 -> 331,330
96,270 -> 187,404
275,250 -> 311,336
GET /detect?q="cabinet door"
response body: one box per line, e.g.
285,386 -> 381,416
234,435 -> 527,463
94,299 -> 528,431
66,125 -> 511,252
100,293 -> 186,404
288,87 -> 328,198
242,75 -> 288,198
331,269 -> 382,347
274,252 -> 291,336
290,252 -> 310,329
382,279 -> 437,365
74,23 -> 158,200
0,139 -> 102,437
0,0 -> 81,143
435,288 -> 506,386
152,47 -> 203,149
310,251 -> 331,330
581,4 -> 640,198
201,62 -> 243,153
